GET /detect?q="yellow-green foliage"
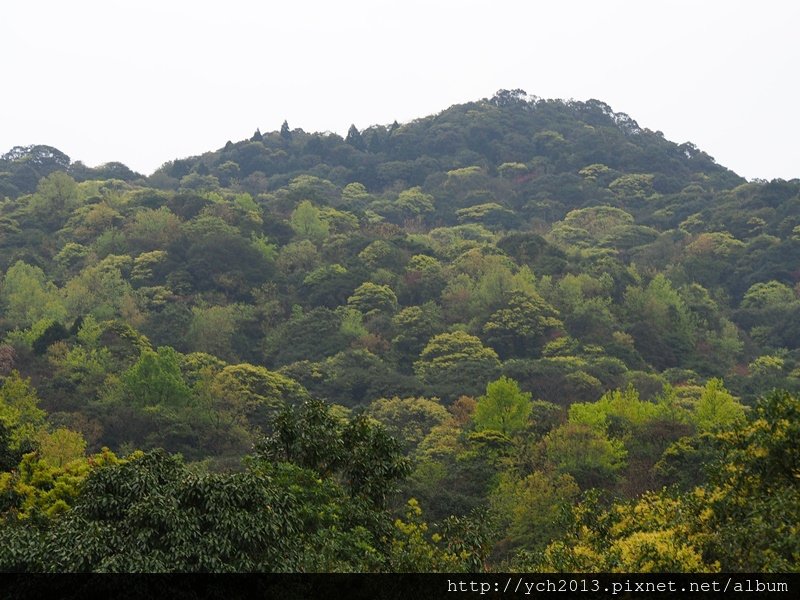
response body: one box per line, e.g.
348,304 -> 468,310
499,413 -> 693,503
390,499 -> 465,572
610,530 -> 708,572
1,447 -> 120,521
0,371 -> 46,450
692,378 -> 745,431
490,470 -> 579,551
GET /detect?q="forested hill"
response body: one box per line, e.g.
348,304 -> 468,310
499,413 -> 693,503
155,89 -> 743,193
3,89 -> 742,196
1,90 -> 799,573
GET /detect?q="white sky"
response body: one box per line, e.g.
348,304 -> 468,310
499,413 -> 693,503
1,0 -> 798,180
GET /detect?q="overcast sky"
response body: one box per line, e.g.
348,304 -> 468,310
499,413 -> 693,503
2,1 -> 798,180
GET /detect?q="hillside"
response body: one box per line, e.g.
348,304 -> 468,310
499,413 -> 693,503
0,90 -> 798,572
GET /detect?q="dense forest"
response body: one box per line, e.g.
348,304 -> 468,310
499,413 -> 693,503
0,90 -> 798,572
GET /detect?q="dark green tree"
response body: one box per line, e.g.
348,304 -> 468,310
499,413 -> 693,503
255,398 -> 411,508
280,120 -> 292,141
0,450 -> 301,572
346,124 -> 365,150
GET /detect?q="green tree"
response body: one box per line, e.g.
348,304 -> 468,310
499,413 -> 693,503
121,347 -> 191,408
345,124 -> 365,150
543,422 -> 627,489
402,254 -> 446,304
263,307 -> 349,366
366,396 -> 450,452
276,239 -> 320,276
130,250 -> 168,285
0,262 -> 66,329
124,207 -> 182,253
608,173 -> 656,201
29,172 -> 80,231
185,304 -> 242,362
396,187 -> 435,221
388,499 -> 491,572
490,470 -> 579,553
624,274 -> 695,370
456,203 -> 515,230
536,390 -> 800,573
473,377 -> 532,436
63,257 -> 137,322
35,428 -> 87,468
741,280 -> 796,310
693,378 -> 745,432
0,371 -> 46,453
302,264 -> 358,308
414,332 -> 501,401
347,282 -> 398,317
0,447 -> 118,523
280,120 -> 292,141
256,398 -> 411,508
210,364 -> 309,432
705,390 -> 800,571
340,182 -> 371,211
358,240 -> 402,270
0,450 -> 301,572
290,200 -> 329,244
482,290 -> 562,359
392,303 -> 444,362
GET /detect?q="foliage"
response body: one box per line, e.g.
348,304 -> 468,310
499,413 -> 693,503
531,390 -> 800,573
2,90 -> 799,572
210,363 -> 309,432
366,396 -> 450,452
256,398 -> 411,508
1,262 -> 66,329
347,282 -> 398,317
543,423 -> 628,489
0,450 -> 302,572
473,377 -> 531,436
692,378 -> 745,432
0,447 -> 118,523
290,200 -> 329,244
0,371 -> 46,452
414,332 -> 501,401
121,347 -> 191,408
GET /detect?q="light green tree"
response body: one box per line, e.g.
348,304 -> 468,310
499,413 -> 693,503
693,378 -> 745,432
543,422 -> 627,488
35,428 -> 87,468
121,347 -> 192,408
290,200 -> 329,244
211,364 -> 309,432
62,256 -> 136,321
0,370 -> 46,451
741,281 -> 796,310
125,207 -> 182,252
0,262 -> 66,329
473,376 -> 532,435
29,172 -> 80,231
396,187 -> 435,220
482,291 -> 562,358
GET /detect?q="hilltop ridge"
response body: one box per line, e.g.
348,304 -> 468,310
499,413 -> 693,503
2,90 -> 745,198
